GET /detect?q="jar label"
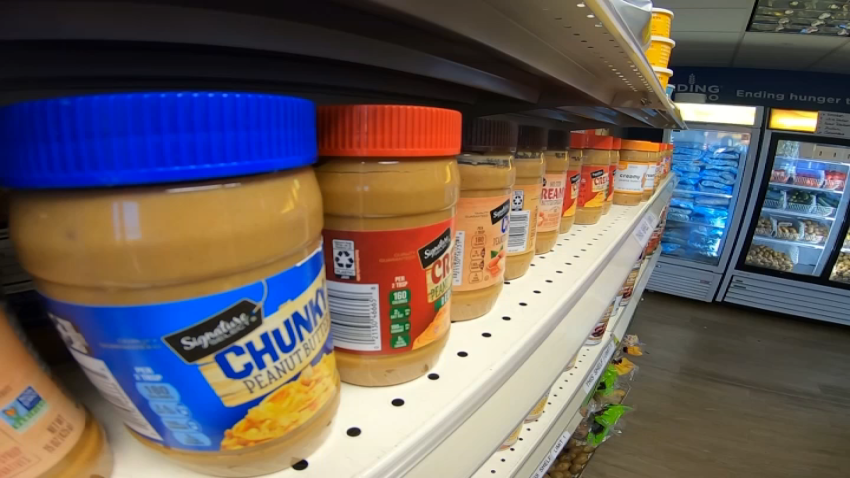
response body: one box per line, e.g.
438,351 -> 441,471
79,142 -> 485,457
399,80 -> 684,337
324,217 -> 454,355
0,318 -> 86,477
507,183 -> 541,255
614,162 -> 648,193
453,196 -> 510,292
539,172 -> 566,232
644,164 -> 657,191
42,246 -> 337,453
579,165 -> 607,208
562,170 -> 581,218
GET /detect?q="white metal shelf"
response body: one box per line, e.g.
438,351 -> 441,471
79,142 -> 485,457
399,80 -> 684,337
768,181 -> 844,195
752,235 -> 825,250
472,250 -> 661,478
68,177 -> 673,478
761,207 -> 836,221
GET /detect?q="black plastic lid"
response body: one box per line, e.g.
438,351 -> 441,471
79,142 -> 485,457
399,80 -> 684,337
462,118 -> 518,153
517,125 -> 547,151
547,129 -> 570,151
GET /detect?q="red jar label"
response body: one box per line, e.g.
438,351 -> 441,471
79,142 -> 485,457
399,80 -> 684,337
324,217 -> 454,355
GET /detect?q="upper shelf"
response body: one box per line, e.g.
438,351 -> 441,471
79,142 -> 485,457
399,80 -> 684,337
0,0 -> 684,129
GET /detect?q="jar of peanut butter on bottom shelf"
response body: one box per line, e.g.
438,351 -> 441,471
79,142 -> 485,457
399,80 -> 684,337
452,118 -> 517,322
537,130 -> 569,254
644,142 -> 662,201
2,92 -> 339,476
505,125 -> 546,279
317,105 -> 461,386
575,135 -> 614,225
560,132 -> 586,234
0,309 -> 113,478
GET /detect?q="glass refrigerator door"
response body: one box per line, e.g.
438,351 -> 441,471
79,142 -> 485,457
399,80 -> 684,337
661,129 -> 751,267
742,138 -> 850,277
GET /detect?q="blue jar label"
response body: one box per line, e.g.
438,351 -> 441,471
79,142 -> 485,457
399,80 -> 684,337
43,246 -> 337,452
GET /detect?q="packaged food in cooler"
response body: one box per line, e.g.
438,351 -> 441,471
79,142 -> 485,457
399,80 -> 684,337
673,163 -> 701,173
705,159 -> 738,168
824,170 -> 847,190
660,242 -> 682,255
678,177 -> 700,186
692,205 -> 728,218
668,211 -> 690,222
698,184 -> 732,195
701,179 -> 733,190
710,151 -> 740,161
745,244 -> 795,271
801,220 -> 828,243
830,252 -> 850,283
670,198 -> 694,209
705,164 -> 738,174
755,216 -> 773,237
695,196 -> 731,207
792,168 -> 824,188
678,183 -> 696,191
814,194 -> 838,217
771,168 -> 790,183
787,190 -> 815,213
764,187 -> 786,209
681,172 -> 701,180
775,220 -> 802,241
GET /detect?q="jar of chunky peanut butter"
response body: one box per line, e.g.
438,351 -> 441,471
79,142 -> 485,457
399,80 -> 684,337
1,92 -> 338,477
452,119 -> 516,322
575,135 -> 613,225
316,105 -> 460,386
505,125 -> 546,279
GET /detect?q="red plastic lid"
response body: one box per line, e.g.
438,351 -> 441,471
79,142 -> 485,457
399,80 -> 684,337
613,137 -> 622,150
317,105 -> 461,157
570,132 -> 588,149
587,135 -> 615,150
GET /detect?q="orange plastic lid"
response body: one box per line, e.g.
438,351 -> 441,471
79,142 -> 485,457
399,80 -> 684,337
621,140 -> 659,152
570,132 -> 588,149
587,135 -> 614,150
317,105 -> 462,157
613,137 -> 622,150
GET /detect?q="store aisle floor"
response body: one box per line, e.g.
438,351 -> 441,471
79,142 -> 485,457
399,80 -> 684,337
584,292 -> 850,478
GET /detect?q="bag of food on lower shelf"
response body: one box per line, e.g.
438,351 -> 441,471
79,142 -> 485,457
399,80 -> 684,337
587,404 -> 633,447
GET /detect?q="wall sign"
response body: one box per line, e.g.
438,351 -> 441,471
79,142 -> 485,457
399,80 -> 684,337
816,112 -> 850,139
670,67 -> 850,114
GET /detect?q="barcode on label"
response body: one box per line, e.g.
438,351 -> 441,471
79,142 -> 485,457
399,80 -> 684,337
328,281 -> 381,351
453,231 -> 465,287
70,350 -> 162,440
582,340 -> 617,394
507,211 -> 530,253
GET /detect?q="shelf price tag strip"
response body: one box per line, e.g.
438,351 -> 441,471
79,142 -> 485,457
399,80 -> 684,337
529,430 -> 572,478
631,210 -> 659,248
582,340 -> 617,394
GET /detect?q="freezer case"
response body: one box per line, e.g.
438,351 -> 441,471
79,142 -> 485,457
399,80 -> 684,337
721,132 -> 850,325
649,124 -> 759,301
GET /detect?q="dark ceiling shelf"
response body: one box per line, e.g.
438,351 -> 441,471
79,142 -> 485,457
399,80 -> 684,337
0,0 -> 684,129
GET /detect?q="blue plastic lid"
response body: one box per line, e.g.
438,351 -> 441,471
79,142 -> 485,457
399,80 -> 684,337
0,92 -> 317,188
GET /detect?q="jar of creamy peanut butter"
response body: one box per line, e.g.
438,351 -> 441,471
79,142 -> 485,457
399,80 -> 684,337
316,105 -> 460,386
0,307 -> 113,478
505,126 -> 546,279
537,130 -> 569,254
1,92 -> 338,477
453,118 -> 516,322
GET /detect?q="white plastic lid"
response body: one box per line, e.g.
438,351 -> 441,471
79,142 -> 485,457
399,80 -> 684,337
651,35 -> 676,47
652,66 -> 674,76
652,8 -> 674,19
